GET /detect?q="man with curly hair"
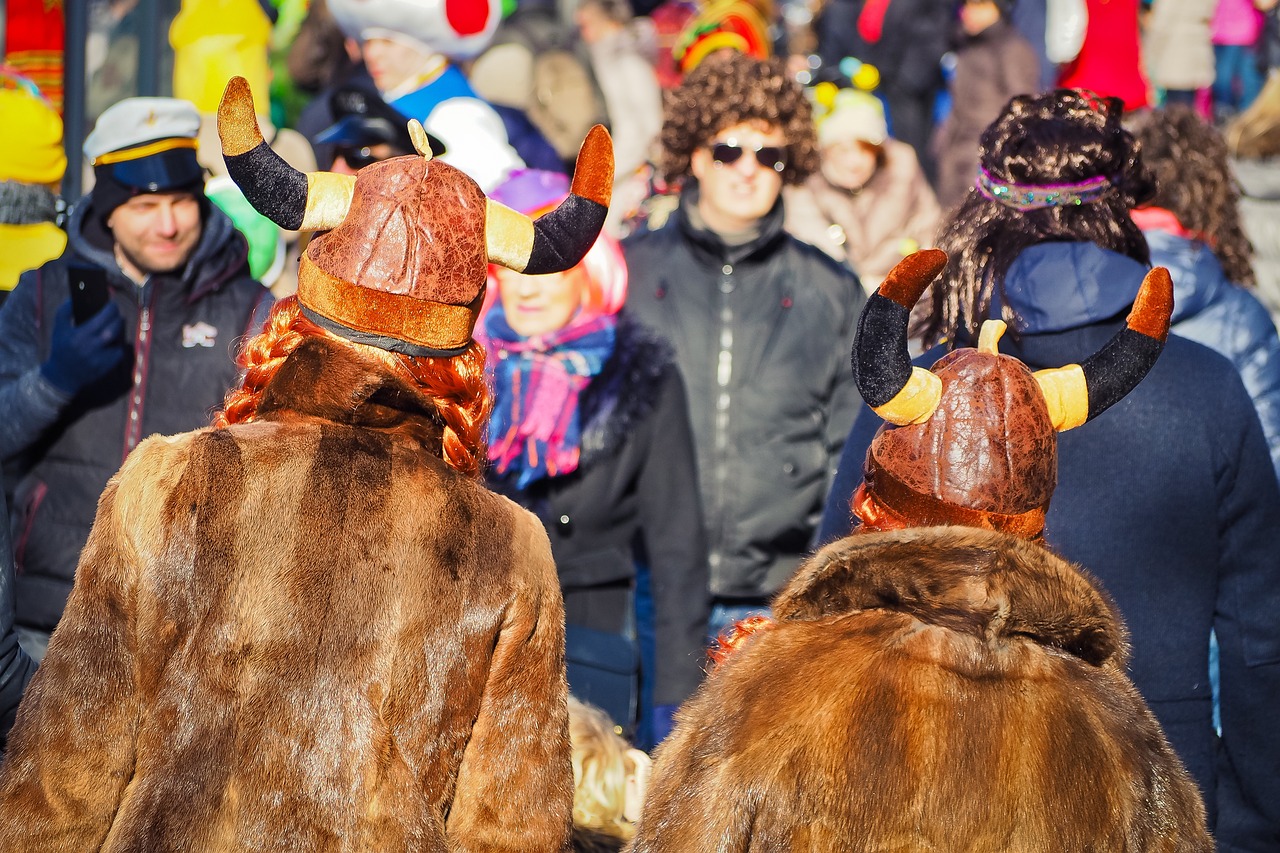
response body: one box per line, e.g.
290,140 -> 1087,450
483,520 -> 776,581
624,53 -> 866,648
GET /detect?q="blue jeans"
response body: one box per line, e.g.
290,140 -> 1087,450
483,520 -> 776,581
1214,43 -> 1265,112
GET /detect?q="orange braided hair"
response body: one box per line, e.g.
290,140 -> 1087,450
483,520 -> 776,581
215,297 -> 493,478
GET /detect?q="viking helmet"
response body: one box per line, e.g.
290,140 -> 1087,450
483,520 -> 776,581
216,76 -> 613,356
851,248 -> 1174,537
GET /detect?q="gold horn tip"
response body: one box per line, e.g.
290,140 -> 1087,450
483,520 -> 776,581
217,76 -> 264,156
407,120 -> 433,160
977,319 -> 1007,355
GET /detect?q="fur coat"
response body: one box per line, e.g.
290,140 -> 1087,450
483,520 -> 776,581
0,336 -> 573,853
629,527 -> 1210,852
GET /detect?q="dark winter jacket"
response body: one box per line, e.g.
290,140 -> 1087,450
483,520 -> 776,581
488,314 -> 710,706
624,189 -> 865,600
0,488 -> 34,742
1145,227 -> 1280,483
0,194 -> 273,637
821,242 -> 1280,851
815,0 -> 953,98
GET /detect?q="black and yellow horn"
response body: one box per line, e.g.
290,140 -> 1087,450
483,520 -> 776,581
217,76 -> 354,232
1034,266 -> 1174,431
852,248 -> 949,425
486,125 -> 614,273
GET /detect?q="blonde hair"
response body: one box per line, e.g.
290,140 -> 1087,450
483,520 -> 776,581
569,697 -> 641,841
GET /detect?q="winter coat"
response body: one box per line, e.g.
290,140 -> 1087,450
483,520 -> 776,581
934,19 -> 1043,210
1144,0 -> 1218,91
1231,155 -> 1280,327
821,242 -> 1280,851
814,0 -> 953,98
0,488 -> 34,743
0,336 -> 573,852
0,195 -> 273,639
783,138 -> 942,289
1058,0 -> 1150,110
624,189 -> 866,601
631,526 -> 1211,852
488,315 -> 710,707
1144,227 -> 1280,482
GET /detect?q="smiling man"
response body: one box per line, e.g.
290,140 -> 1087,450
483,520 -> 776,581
0,97 -> 272,659
624,53 -> 866,636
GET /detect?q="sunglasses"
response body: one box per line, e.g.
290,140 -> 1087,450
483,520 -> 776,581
334,145 -> 384,170
709,140 -> 787,173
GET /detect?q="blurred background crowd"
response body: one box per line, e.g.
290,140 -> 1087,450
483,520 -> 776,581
4,0 -> 1280,848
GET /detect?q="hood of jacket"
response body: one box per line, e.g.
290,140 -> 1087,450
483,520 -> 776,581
996,241 -> 1147,334
67,190 -> 253,300
1142,228 -> 1231,322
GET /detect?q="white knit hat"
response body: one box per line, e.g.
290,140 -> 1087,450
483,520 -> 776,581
327,0 -> 504,60
817,90 -> 889,148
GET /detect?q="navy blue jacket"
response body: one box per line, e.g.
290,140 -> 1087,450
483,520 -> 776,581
821,243 -> 1280,851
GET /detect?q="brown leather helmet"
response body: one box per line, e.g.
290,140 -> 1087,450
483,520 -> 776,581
851,249 -> 1174,538
216,76 -> 614,357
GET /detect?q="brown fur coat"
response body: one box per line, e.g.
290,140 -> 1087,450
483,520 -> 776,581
0,337 -> 573,852
629,527 -> 1211,852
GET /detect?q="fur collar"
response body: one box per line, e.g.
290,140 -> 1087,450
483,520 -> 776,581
577,313 -> 674,468
777,526 -> 1128,670
256,336 -> 446,452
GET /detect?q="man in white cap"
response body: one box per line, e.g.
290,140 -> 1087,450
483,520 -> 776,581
0,96 -> 273,659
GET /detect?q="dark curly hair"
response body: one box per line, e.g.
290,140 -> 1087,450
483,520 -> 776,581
659,52 -> 818,186
1125,105 -> 1255,285
917,90 -> 1157,347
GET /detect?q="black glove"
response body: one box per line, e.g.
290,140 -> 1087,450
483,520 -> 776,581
40,299 -> 129,396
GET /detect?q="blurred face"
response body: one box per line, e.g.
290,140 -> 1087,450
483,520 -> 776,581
495,264 -> 590,337
960,0 -> 1001,35
362,37 -> 430,93
108,190 -> 202,279
690,121 -> 787,234
821,139 -> 880,191
332,143 -> 404,174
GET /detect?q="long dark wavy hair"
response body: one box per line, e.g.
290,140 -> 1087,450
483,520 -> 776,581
659,52 -> 819,186
1126,105 -> 1255,285
916,90 -> 1157,347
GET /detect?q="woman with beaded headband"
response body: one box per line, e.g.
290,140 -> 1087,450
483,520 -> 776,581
820,88 -> 1280,847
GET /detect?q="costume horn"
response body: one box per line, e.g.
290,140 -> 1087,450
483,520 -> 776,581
217,76 -> 354,232
851,248 -> 949,425
1034,266 -> 1174,431
485,125 -> 614,274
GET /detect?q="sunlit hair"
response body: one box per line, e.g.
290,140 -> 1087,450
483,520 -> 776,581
707,614 -> 774,669
660,52 -> 818,186
917,90 -> 1157,347
1126,105 -> 1255,285
214,296 -> 492,478
568,697 -> 638,841
484,227 -> 628,321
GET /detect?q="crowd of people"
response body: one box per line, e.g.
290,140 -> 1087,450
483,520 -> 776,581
1,0 -> 1279,849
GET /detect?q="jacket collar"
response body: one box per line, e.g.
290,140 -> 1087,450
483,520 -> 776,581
256,336 -> 446,451
675,182 -> 788,266
997,242 -> 1146,334
1140,227 -> 1227,322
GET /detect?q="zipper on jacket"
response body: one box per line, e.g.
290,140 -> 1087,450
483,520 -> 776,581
123,289 -> 154,459
710,263 -> 734,573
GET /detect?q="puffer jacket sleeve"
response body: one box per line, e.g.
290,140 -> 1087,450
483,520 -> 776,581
0,459 -> 142,848
1219,287 -> 1280,485
0,266 -> 73,463
446,513 -> 573,853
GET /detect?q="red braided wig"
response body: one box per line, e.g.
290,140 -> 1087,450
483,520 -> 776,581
215,297 -> 493,478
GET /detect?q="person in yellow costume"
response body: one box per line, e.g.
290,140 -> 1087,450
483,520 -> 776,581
0,72 -> 67,304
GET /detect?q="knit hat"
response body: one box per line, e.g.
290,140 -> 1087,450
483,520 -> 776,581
672,0 -> 772,75
0,80 -> 66,186
816,88 -> 888,148
328,0 -> 504,60
217,76 -> 613,356
850,249 -> 1174,538
84,97 -> 204,216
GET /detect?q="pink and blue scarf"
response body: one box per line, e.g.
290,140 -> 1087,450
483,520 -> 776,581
484,305 -> 617,487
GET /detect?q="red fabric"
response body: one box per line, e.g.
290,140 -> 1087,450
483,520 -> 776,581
1056,0 -> 1149,111
3,0 -> 64,112
857,0 -> 893,44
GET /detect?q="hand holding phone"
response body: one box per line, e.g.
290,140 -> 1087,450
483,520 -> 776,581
67,263 -> 110,325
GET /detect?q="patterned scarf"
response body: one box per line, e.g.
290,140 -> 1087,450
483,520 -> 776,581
484,305 -> 617,488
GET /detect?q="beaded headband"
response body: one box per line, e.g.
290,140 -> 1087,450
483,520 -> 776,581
976,167 -> 1113,211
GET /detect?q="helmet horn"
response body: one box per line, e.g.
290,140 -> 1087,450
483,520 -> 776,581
852,248 -> 949,425
486,125 -> 614,273
1034,266 -> 1174,431
217,76 -> 354,232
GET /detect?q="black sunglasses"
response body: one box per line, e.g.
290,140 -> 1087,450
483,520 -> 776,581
710,140 -> 787,173
334,145 -> 384,170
